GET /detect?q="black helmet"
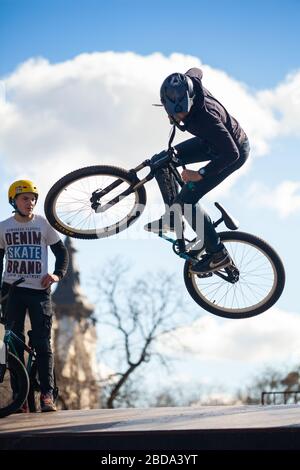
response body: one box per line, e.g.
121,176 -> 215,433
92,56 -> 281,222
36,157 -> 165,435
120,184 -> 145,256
160,73 -> 195,116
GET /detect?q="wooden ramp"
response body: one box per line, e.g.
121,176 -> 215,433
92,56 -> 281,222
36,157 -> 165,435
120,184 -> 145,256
1,404 -> 300,450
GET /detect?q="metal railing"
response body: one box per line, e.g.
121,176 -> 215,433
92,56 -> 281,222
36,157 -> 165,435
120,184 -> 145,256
261,390 -> 300,405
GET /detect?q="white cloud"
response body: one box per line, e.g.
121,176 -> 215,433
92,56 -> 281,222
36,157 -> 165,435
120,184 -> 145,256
257,70 -> 300,137
158,307 -> 300,364
203,65 -> 279,156
0,51 -> 294,205
247,180 -> 300,218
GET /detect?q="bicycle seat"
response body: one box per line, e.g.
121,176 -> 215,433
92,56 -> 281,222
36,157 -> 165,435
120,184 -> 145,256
214,202 -> 239,230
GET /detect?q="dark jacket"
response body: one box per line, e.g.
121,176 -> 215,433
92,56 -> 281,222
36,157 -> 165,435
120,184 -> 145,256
183,68 -> 248,177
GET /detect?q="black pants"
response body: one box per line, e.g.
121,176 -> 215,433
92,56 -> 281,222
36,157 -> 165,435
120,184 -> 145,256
1,283 -> 54,395
154,137 -> 250,253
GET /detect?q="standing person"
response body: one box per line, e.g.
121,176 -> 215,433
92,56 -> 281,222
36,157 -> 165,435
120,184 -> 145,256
0,180 -> 69,412
145,68 -> 250,273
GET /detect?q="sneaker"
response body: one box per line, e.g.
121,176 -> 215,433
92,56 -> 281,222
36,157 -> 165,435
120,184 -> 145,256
190,247 -> 232,274
144,213 -> 184,234
40,393 -> 57,412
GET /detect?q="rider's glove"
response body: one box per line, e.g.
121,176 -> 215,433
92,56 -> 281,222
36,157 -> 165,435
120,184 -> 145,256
168,114 -> 175,125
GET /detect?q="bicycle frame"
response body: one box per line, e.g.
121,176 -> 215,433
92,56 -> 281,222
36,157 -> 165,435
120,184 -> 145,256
3,329 -> 36,375
91,155 -> 201,251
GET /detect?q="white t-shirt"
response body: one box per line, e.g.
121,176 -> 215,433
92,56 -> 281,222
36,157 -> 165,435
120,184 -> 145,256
0,214 -> 60,290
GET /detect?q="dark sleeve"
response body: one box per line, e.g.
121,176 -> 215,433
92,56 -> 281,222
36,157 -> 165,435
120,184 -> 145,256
0,249 -> 4,287
199,112 -> 240,177
50,241 -> 69,280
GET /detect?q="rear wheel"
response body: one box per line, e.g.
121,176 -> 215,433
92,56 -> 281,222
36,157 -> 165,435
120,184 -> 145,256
0,352 -> 29,418
184,231 -> 285,319
44,165 -> 147,239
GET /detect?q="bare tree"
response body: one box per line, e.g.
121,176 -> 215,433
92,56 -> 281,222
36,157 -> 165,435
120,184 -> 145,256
93,259 -> 190,408
236,365 -> 300,405
149,384 -> 202,408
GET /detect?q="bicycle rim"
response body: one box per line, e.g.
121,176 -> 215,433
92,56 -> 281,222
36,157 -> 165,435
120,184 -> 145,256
51,172 -> 142,237
0,352 -> 29,418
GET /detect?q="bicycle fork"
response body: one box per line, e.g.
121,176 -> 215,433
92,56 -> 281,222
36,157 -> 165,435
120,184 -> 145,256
90,161 -> 153,214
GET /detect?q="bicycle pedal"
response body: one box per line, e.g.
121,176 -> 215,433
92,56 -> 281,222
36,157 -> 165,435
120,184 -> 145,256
196,272 -> 213,278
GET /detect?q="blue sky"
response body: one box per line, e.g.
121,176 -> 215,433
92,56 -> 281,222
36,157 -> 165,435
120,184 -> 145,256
1,0 -> 300,400
1,0 -> 300,88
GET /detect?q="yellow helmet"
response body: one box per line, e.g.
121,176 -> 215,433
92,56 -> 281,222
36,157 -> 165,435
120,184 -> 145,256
8,180 -> 39,206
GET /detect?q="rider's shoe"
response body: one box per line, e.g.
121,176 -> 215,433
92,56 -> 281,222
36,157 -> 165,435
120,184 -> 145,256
40,392 -> 57,412
190,247 -> 232,274
144,213 -> 184,234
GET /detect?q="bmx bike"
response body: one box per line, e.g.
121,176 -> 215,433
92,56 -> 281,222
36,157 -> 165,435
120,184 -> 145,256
0,279 -> 58,418
44,128 -> 285,319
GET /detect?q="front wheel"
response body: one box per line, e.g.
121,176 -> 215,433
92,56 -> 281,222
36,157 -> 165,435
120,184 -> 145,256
0,352 -> 29,418
184,231 -> 285,319
44,165 -> 147,239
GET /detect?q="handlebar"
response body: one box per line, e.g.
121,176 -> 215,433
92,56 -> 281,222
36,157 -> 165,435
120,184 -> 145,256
12,278 -> 25,287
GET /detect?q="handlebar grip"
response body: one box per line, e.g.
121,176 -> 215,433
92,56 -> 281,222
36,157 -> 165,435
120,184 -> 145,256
0,278 -> 25,305
13,278 -> 25,286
